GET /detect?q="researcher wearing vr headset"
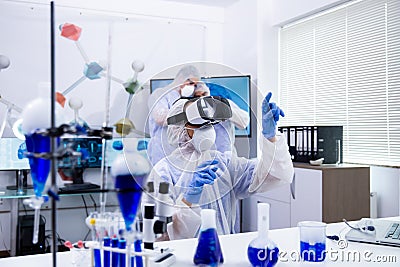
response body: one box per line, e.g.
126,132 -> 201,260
148,93 -> 294,240
147,65 -> 250,166
147,65 -> 209,166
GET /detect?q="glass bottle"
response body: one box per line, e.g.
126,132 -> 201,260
247,203 -> 279,267
193,209 -> 224,266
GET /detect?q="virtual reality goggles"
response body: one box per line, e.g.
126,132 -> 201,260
167,96 -> 232,126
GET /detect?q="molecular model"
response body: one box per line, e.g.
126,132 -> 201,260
58,23 -> 145,136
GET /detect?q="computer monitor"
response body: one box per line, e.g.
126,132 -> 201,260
57,137 -> 147,192
150,75 -> 252,137
57,136 -> 103,191
0,138 -> 32,190
0,138 -> 30,170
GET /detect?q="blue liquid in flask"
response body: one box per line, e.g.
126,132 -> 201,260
115,174 -> 146,231
300,241 -> 326,262
247,203 -> 279,267
194,228 -> 224,266
247,245 -> 279,267
193,209 -> 224,266
25,133 -> 51,197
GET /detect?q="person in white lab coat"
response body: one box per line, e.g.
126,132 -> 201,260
147,65 -> 209,166
147,65 -> 250,165
148,93 -> 294,240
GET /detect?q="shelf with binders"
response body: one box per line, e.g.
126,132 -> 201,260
278,126 -> 343,164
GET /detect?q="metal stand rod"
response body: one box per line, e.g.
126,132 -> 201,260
50,2 -> 57,266
100,23 -> 113,214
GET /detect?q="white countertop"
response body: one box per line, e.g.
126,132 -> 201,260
1,221 -> 400,266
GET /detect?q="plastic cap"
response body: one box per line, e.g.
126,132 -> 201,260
201,209 -> 216,230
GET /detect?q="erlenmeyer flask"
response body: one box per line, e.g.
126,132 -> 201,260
193,209 -> 224,266
21,83 -> 56,197
111,151 -> 150,231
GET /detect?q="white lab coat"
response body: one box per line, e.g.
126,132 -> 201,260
148,133 -> 294,240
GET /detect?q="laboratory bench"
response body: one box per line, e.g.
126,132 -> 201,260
1,218 -> 400,266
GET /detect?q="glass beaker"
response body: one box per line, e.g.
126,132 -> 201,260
71,247 -> 91,267
298,221 -> 326,262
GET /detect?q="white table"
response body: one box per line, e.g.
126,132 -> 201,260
1,221 -> 400,266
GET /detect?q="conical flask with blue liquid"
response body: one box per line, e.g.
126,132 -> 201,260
21,91 -> 53,198
247,203 -> 279,267
21,84 -> 54,244
24,132 -> 50,197
111,151 -> 151,232
193,209 -> 224,266
111,149 -> 151,267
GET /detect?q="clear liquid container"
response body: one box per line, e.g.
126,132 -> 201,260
247,203 -> 279,267
298,221 -> 326,262
193,209 -> 224,266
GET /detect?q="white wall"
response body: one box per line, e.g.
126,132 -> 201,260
269,0 -> 346,26
223,0 -> 258,77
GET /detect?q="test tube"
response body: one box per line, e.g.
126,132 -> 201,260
104,236 -> 111,267
94,248 -> 101,267
111,236 -> 119,267
134,238 -> 143,267
118,238 -> 126,267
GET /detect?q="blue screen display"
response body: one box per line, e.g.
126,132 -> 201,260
150,75 -> 251,137
57,137 -> 104,169
57,137 -> 148,169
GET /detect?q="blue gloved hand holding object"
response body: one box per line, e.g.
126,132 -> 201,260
262,92 -> 285,139
184,160 -> 219,204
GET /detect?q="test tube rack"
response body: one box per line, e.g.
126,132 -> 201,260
83,241 -> 176,267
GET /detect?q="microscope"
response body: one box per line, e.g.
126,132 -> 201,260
141,181 -> 176,266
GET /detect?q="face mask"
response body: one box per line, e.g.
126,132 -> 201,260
181,85 -> 195,97
191,126 -> 216,152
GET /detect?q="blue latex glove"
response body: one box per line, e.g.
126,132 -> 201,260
206,82 -> 232,99
262,92 -> 285,139
184,160 -> 219,204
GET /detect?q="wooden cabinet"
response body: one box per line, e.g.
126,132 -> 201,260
242,163 -> 370,231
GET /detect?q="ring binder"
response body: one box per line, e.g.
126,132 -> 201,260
278,126 -> 343,164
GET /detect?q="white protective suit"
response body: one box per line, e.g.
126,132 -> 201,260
148,98 -> 294,240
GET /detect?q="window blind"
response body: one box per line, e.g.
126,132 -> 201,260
279,0 -> 400,167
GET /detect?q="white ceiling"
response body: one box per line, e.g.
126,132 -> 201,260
160,0 -> 240,7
